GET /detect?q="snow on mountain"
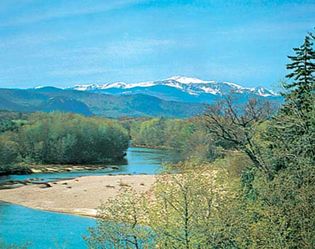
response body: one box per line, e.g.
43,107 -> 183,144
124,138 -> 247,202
72,81 -> 156,91
34,86 -> 45,89
223,82 -> 244,90
71,76 -> 278,97
72,84 -> 99,91
200,86 -> 220,95
124,81 -> 156,89
167,76 -> 212,84
251,87 -> 276,97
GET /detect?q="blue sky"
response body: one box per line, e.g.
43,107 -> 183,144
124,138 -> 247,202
0,0 -> 314,89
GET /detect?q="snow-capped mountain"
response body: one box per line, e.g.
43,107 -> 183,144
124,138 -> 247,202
70,76 -> 279,104
1,77 -> 282,118
72,76 -> 276,96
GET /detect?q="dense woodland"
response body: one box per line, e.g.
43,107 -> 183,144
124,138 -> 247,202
86,33 -> 315,248
0,112 -> 129,174
127,117 -> 220,161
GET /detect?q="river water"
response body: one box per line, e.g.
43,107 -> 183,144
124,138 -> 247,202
0,147 -> 172,249
0,147 -> 173,184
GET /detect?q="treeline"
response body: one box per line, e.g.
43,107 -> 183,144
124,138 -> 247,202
127,117 -> 223,162
87,32 -> 315,248
0,112 -> 129,171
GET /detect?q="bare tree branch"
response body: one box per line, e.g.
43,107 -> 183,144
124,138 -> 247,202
203,97 -> 273,173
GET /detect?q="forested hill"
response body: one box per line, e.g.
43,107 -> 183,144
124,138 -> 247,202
0,88 -> 205,118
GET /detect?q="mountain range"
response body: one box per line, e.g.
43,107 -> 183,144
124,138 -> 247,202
71,76 -> 279,103
0,76 -> 282,118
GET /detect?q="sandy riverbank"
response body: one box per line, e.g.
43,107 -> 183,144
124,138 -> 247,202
0,174 -> 156,217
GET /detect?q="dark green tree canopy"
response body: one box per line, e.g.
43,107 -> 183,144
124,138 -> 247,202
285,33 -> 315,110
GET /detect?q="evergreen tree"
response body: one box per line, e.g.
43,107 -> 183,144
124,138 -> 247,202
285,33 -> 315,111
266,32 -> 315,172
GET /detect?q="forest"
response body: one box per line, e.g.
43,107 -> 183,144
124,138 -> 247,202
0,112 -> 129,174
86,33 -> 315,248
126,117 -> 218,161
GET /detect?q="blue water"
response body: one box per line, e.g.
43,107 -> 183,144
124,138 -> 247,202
0,202 -> 95,249
0,147 -> 172,249
0,147 -> 173,184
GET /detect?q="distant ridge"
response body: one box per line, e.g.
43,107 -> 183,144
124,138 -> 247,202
70,76 -> 279,100
0,76 -> 283,118
0,88 -> 205,118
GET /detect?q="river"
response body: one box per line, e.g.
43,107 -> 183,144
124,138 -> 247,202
0,147 -> 172,249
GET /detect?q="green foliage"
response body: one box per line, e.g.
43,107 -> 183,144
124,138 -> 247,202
130,117 -> 218,162
86,190 -> 154,249
0,112 -> 129,166
87,166 -> 240,249
87,32 -> 315,249
285,33 -> 315,111
131,118 -> 166,147
0,165 -> 32,175
0,110 -> 28,133
265,99 -> 315,172
247,162 -> 315,248
0,135 -> 19,165
0,120 -> 19,133
148,170 -> 237,249
203,97 -> 273,173
266,33 -> 315,173
235,32 -> 315,248
0,121 -> 32,175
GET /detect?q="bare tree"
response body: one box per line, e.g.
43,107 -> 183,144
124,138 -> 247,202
203,97 -> 273,173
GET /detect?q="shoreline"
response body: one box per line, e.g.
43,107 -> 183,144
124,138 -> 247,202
0,146 -> 167,177
0,162 -> 125,176
0,150 -> 131,177
0,174 -> 156,218
0,200 -> 98,218
131,144 -> 172,150
30,164 -> 118,173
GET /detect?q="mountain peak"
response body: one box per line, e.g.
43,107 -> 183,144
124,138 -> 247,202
166,76 -> 211,84
69,76 -> 278,98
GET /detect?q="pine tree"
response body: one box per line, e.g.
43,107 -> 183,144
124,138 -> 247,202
266,32 -> 315,173
285,33 -> 315,111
